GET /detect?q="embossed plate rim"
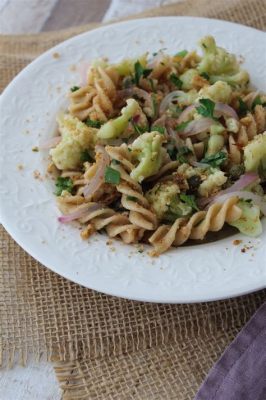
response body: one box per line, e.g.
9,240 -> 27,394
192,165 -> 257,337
0,17 -> 266,303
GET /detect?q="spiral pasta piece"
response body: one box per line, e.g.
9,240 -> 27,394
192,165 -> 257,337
69,85 -> 97,121
69,66 -> 120,121
229,105 -> 266,164
149,197 -> 242,255
105,145 -> 158,230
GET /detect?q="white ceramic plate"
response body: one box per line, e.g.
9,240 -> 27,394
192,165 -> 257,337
0,17 -> 266,303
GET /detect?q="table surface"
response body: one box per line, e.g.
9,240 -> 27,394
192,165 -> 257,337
0,0 -> 177,398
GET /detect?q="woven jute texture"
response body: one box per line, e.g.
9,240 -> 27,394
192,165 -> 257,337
0,0 -> 266,398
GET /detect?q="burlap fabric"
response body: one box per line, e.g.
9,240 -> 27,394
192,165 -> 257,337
0,0 -> 266,398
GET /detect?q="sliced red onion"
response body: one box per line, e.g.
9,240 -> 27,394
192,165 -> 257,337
39,136 -> 61,150
199,173 -> 259,207
83,146 -> 110,198
58,203 -> 102,223
190,160 -> 211,168
180,118 -> 214,137
208,191 -> 266,215
177,104 -> 196,124
159,91 -> 185,115
117,88 -> 152,108
214,103 -> 239,120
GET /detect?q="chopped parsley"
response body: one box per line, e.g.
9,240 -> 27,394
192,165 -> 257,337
170,73 -> 183,89
175,121 -> 190,132
70,86 -> 80,92
252,96 -> 266,110
80,150 -> 94,163
55,177 -> 74,196
131,120 -> 147,135
196,98 -> 216,120
152,125 -> 165,134
167,145 -> 177,160
104,166 -> 121,184
134,61 -> 152,85
201,151 -> 227,168
84,118 -> 103,128
126,196 -> 138,201
238,97 -> 248,117
200,72 -> 210,80
176,146 -> 192,163
180,193 -> 199,211
175,50 -> 188,58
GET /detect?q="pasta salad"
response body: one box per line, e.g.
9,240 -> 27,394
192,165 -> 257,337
45,36 -> 266,255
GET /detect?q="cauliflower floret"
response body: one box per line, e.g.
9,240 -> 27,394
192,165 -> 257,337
198,81 -> 232,104
198,36 -> 239,76
229,200 -> 262,237
225,117 -> 239,133
244,131 -> 266,173
198,169 -> 227,197
50,114 -> 96,170
130,131 -> 165,182
179,69 -> 199,90
175,90 -> 198,107
146,182 -> 192,221
146,182 -> 180,219
114,53 -> 148,76
197,36 -> 249,87
97,99 -> 139,139
177,163 -> 199,179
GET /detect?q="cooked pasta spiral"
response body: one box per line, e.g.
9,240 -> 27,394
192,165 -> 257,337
79,205 -> 144,244
229,105 -> 266,164
149,197 -> 242,255
106,145 -> 158,230
69,66 -> 120,121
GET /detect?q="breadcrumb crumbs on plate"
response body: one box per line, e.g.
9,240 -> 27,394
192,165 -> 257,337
69,64 -> 77,71
33,170 -> 42,180
32,146 -> 39,152
233,239 -> 242,246
17,164 -> 24,170
106,239 -> 113,246
53,52 -> 60,59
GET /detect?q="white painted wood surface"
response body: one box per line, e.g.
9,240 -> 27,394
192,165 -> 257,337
0,0 -> 176,398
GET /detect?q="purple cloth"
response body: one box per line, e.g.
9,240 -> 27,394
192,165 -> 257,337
194,302 -> 266,400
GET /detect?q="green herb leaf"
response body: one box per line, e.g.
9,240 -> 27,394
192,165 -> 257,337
55,177 -> 74,196
196,98 -> 216,119
104,166 -> 121,184
80,150 -> 94,163
180,193 -> 199,211
152,125 -> 165,134
238,97 -> 248,117
175,50 -> 188,58
175,121 -> 190,132
251,96 -> 266,109
131,120 -> 147,135
176,146 -> 192,163
201,151 -> 227,167
170,73 -> 183,89
84,118 -> 103,128
70,86 -> 80,92
134,61 -> 152,85
200,72 -> 210,80
126,196 -> 138,201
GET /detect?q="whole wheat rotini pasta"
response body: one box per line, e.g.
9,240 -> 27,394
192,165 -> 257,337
45,35 -> 266,255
